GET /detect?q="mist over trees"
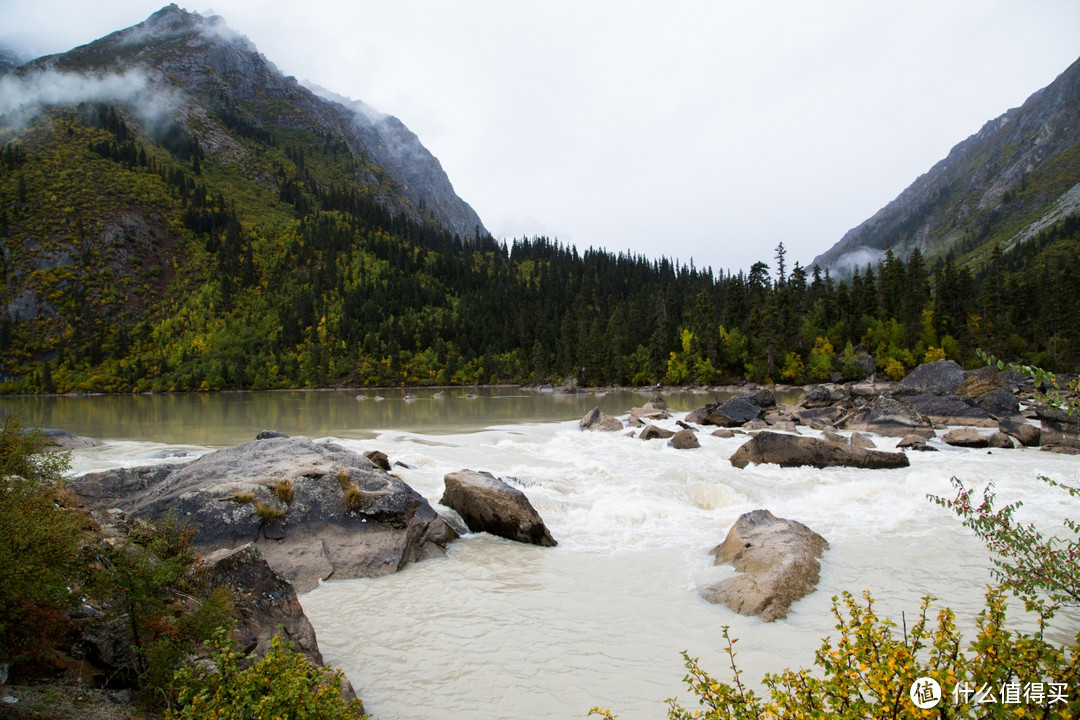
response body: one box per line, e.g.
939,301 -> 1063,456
1,104 -> 1078,394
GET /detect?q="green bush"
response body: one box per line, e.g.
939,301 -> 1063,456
0,416 -> 83,669
167,632 -> 368,720
592,588 -> 1080,719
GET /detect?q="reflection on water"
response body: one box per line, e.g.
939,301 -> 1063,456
0,387 -> 766,446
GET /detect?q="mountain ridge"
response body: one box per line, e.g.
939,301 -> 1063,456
21,3 -> 486,239
811,55 -> 1080,276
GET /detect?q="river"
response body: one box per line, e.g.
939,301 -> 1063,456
5,388 -> 1079,719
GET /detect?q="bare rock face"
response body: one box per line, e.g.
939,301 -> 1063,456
70,436 -> 458,593
440,470 -> 557,546
729,431 -> 910,469
579,407 -> 623,432
202,543 -> 323,666
701,509 -> 828,622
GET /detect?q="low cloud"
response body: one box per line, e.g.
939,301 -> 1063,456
0,68 -> 180,129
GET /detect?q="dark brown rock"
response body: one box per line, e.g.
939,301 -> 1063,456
942,427 -> 990,448
700,509 -> 828,622
999,417 -> 1041,447
668,429 -> 700,449
730,431 -> 909,469
579,407 -> 623,432
441,469 -> 556,546
640,424 -> 675,440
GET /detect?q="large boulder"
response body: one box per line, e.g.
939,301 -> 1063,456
843,396 -> 935,438
792,405 -> 843,430
895,360 -> 966,396
729,431 -> 909,469
974,388 -> 1021,420
999,417 -> 1041,447
441,470 -> 557,546
579,407 -> 623,432
1036,404 -> 1080,454
70,436 -> 458,593
202,543 -> 323,666
905,393 -> 996,427
700,509 -> 828,622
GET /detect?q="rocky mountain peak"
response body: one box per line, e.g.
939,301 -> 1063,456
811,56 -> 1080,277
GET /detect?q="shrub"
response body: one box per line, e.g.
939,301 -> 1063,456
167,632 -> 368,720
0,416 -> 83,670
883,356 -> 906,381
592,588 -> 1080,719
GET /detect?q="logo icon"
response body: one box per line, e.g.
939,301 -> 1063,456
910,677 -> 942,709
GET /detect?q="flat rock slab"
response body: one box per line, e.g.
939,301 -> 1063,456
441,469 -> 557,546
70,436 -> 457,593
701,509 -> 828,622
730,431 -> 910,469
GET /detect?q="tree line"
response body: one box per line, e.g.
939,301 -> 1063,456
1,104 -> 1078,393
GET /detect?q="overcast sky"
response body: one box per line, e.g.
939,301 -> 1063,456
2,1 -> 1078,275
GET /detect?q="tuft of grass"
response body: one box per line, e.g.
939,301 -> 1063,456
230,491 -> 255,504
335,470 -> 351,491
254,502 -> 285,525
272,479 -> 294,504
342,485 -> 365,513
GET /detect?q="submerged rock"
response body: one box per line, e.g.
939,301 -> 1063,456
729,431 -> 909,469
441,469 -> 556,546
700,509 -> 828,622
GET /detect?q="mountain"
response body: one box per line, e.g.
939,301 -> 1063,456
27,4 -> 485,239
812,56 -> 1080,276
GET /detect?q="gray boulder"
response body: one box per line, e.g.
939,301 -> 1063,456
999,417 -> 1041,447
974,388 -> 1020,420
798,385 -> 835,409
202,543 -> 323,665
700,509 -> 828,622
41,428 -> 103,450
793,406 -> 844,430
743,389 -> 776,409
708,397 -> 764,427
895,360 -> 966,396
1036,404 -> 1080,453
440,470 -> 556,546
579,407 -> 623,432
843,396 -> 934,438
905,394 -> 995,427
70,436 -> 457,593
730,431 -> 909,469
